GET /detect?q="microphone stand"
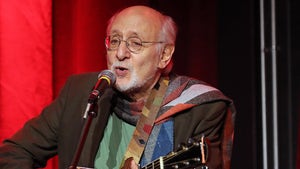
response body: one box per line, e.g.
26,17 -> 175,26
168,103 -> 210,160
68,93 -> 99,169
68,70 -> 115,169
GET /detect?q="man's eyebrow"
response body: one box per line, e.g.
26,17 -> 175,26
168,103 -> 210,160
109,30 -> 142,39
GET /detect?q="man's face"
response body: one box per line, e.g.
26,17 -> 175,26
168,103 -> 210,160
106,8 -> 164,98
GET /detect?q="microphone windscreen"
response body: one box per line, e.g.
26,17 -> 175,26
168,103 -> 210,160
98,70 -> 116,86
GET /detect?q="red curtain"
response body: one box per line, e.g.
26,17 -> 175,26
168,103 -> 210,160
0,0 -> 54,168
0,0 -> 53,147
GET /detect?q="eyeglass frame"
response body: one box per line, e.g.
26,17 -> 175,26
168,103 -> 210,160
105,35 -> 165,53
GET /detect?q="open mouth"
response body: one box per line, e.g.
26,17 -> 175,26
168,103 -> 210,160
116,66 -> 127,71
115,66 -> 129,76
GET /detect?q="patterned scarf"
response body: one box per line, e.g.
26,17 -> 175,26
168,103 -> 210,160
114,73 -> 236,169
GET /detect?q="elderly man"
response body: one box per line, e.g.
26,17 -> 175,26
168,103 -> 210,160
0,5 -> 235,169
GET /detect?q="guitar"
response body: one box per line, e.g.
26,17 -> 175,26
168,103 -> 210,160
140,136 -> 209,169
69,137 -> 209,169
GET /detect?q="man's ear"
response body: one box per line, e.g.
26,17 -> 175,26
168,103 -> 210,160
158,44 -> 175,69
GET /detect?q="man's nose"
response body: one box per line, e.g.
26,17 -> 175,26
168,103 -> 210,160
116,41 -> 130,60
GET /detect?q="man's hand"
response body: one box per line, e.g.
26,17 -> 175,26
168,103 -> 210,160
121,157 -> 139,169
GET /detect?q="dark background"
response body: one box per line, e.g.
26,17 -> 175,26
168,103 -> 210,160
148,0 -> 299,169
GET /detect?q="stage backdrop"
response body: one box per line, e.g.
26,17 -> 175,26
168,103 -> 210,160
0,0 -> 54,168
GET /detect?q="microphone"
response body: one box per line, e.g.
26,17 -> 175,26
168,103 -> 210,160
83,70 -> 116,118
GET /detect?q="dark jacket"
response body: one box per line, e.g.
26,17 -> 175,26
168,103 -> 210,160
0,73 -> 233,169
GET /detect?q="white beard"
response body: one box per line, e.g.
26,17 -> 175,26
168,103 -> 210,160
115,69 -> 139,92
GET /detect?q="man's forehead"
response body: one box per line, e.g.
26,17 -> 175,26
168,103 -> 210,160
110,11 -> 161,39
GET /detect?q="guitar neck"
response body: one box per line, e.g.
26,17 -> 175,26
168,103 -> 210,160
141,157 -> 164,169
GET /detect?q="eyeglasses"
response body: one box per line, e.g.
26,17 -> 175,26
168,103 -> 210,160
105,36 -> 164,53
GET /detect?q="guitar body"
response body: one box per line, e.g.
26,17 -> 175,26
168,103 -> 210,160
69,137 -> 209,169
